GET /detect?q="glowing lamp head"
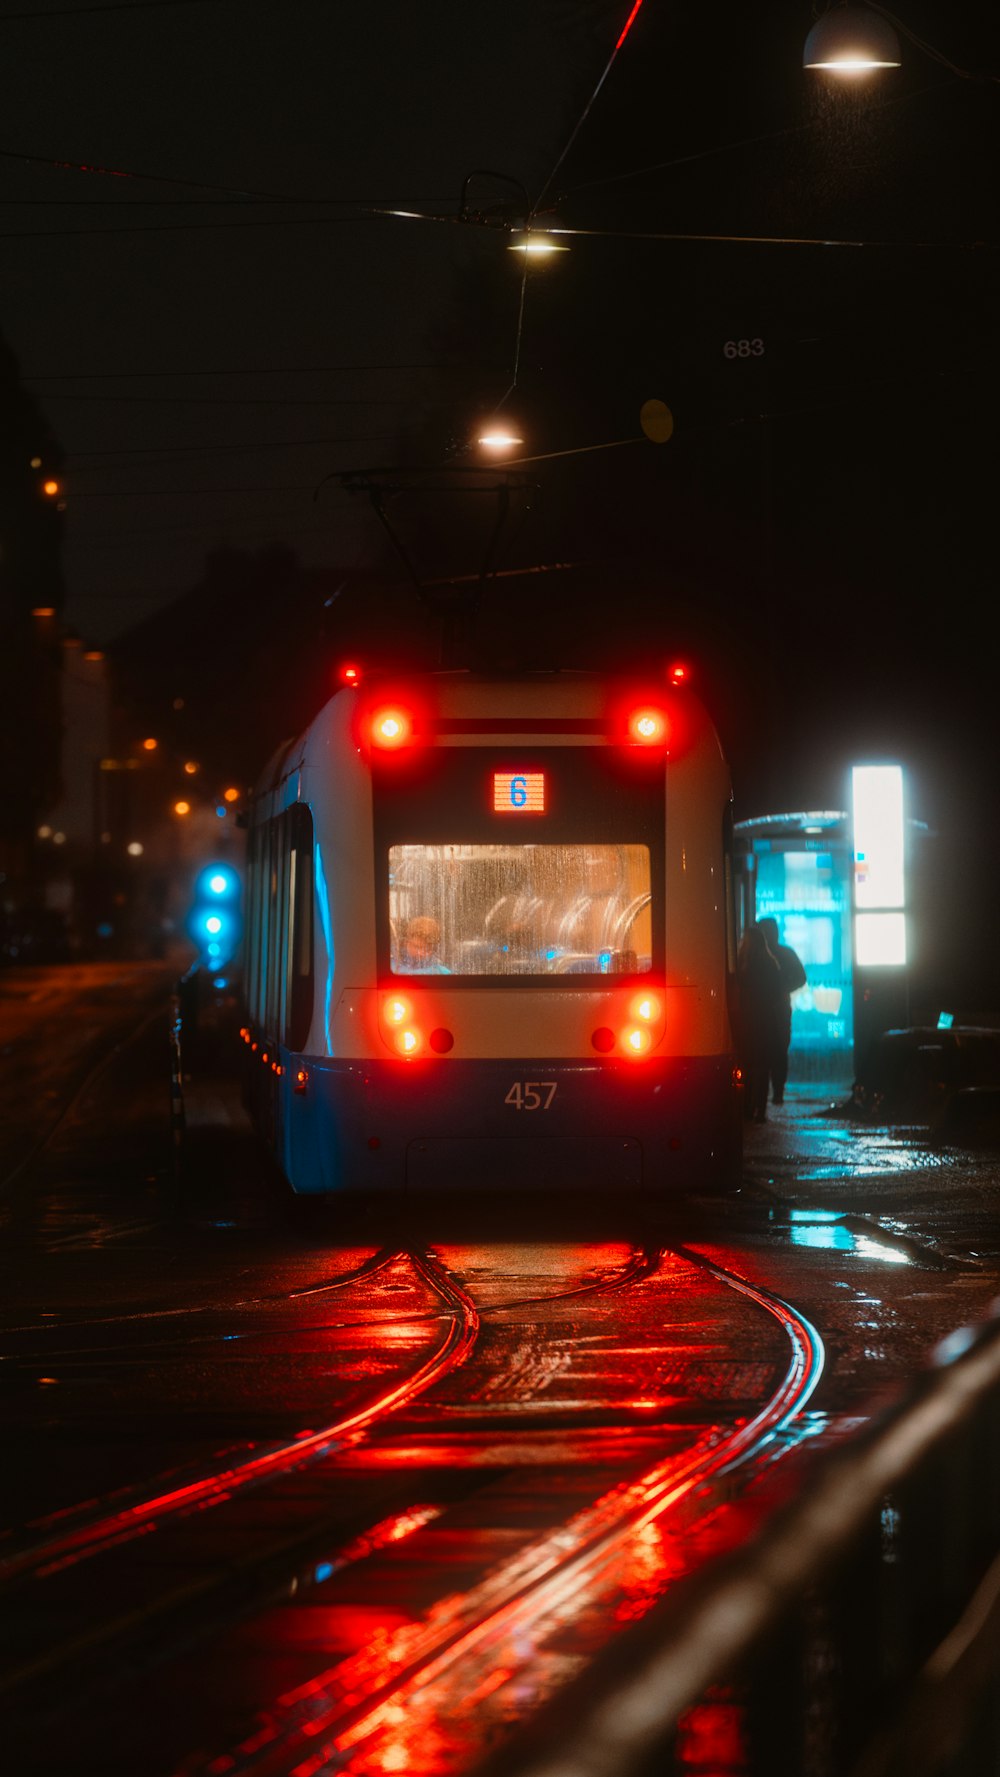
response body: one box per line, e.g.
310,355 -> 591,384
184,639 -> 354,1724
627,706 -> 669,746
506,230 -> 568,256
803,5 -> 901,70
370,706 -> 412,749
477,428 -> 524,452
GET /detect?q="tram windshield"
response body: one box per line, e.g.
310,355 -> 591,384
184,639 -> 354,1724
388,842 -> 653,976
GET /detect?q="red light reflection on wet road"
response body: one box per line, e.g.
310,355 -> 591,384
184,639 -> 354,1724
194,1250 -> 823,1777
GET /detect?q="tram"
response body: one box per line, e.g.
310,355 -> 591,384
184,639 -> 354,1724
239,667 -> 742,1196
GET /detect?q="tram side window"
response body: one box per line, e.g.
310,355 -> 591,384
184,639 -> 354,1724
246,823 -> 266,1028
265,815 -> 287,1035
285,804 -> 314,1051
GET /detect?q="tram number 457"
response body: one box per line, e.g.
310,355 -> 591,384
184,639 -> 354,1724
505,1081 -> 558,1111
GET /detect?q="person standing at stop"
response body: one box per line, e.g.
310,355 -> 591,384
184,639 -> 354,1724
736,926 -> 784,1122
757,916 -> 807,1107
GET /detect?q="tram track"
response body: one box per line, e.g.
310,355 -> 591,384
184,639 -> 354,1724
3,1241 -> 674,1769
0,1250 -> 479,1590
4,1236 -> 824,1777
173,1243 -> 823,1777
1,1245 -> 660,1585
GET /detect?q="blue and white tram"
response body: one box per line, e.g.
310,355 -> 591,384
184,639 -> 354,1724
240,668 -> 742,1197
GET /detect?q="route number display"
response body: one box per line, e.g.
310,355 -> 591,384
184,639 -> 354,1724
493,771 -> 545,813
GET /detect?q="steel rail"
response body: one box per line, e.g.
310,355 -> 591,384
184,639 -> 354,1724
471,1304 -> 1000,1777
0,1249 -> 478,1591
188,1247 -> 824,1777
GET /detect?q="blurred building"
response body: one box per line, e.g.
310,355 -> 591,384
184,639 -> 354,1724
0,332 -> 67,958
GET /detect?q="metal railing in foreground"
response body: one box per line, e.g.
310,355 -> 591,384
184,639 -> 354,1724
475,1302 -> 1000,1777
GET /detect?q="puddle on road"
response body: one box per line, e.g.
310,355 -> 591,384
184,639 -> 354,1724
784,1208 -> 911,1265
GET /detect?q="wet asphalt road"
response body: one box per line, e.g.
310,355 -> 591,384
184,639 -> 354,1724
1,962 -> 999,1776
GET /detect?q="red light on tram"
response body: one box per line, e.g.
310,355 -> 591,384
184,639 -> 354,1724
627,706 -> 669,746
630,991 -> 662,1024
394,1026 -> 422,1056
339,661 -> 362,686
622,1025 -> 652,1055
383,994 -> 412,1027
294,1068 -> 308,1094
370,705 -> 413,749
591,1027 -> 616,1053
667,661 -> 690,686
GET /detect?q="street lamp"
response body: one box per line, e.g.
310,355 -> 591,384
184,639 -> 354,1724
506,226 -> 569,257
477,426 -> 524,453
804,4 -> 902,71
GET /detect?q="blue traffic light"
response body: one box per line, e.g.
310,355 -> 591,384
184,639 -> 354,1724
195,863 -> 239,903
188,862 -> 241,964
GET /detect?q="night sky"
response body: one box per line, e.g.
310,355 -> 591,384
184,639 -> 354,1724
3,0 -> 998,1001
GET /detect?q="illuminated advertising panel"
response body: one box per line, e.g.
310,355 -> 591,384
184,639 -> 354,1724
852,764 -> 906,967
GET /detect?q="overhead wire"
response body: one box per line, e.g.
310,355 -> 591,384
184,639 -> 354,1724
531,0 -> 648,217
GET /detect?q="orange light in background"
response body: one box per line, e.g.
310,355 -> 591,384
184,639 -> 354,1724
183,760 -> 199,775
142,737 -> 158,752
370,706 -> 413,749
41,478 -> 61,497
173,799 -> 191,816
627,706 -> 669,746
32,606 -> 56,618
223,787 -> 240,803
83,650 -> 104,661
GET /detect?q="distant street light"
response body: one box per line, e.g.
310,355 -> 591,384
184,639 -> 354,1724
173,800 -> 191,817
506,227 -> 568,257
477,427 -> 525,453
804,4 -> 902,71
